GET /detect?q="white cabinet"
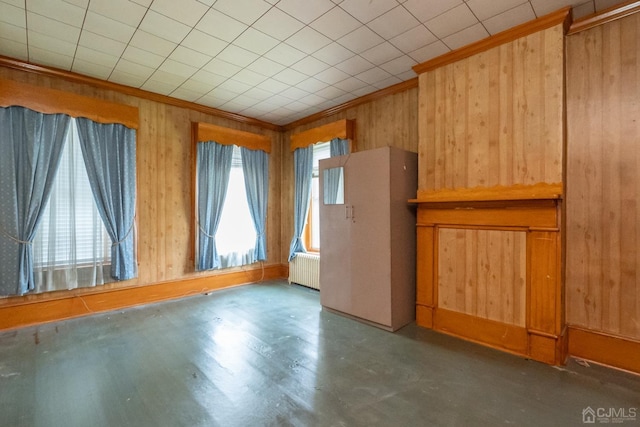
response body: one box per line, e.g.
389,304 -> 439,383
319,146 -> 418,331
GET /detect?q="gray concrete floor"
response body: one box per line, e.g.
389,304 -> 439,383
0,280 -> 638,427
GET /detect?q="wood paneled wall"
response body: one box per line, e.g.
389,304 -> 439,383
566,12 -> 640,341
0,67 -> 282,304
280,88 -> 419,262
418,24 -> 565,192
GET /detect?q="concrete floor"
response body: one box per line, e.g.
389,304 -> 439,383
0,280 -> 638,427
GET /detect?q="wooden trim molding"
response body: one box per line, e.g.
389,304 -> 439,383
0,78 -> 139,129
194,121 -> 271,153
289,119 -> 355,151
568,0 -> 640,34
0,264 -> 288,331
413,7 -> 572,75
568,326 -> 640,374
411,183 -> 563,204
0,56 -> 280,131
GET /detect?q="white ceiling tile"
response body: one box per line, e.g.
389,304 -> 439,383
78,31 -> 126,57
276,0 -> 335,24
425,3 -> 478,39
196,9 -> 248,43
27,0 -> 85,27
356,66 -> 392,84
361,42 -> 403,65
0,39 -> 28,61
112,58 -> 155,79
333,76 -> 367,92
218,78 -> 253,94
298,92 -> 327,106
243,86 -> 273,101
338,26 -> 384,54
529,0 -> 583,16
571,1 -> 595,19
170,87 -> 205,102
483,3 -> 536,35
256,78 -> 290,93
442,22 -> 489,50
315,85 -> 347,100
390,25 -> 437,53
396,69 -> 416,80
121,45 -> 165,68
189,69 -> 227,86
246,57 -> 286,77
216,45 -> 259,67
408,40 -> 449,63
28,31 -> 77,56
109,69 -> 149,87
83,11 -> 136,43
314,66 -> 351,84
466,0 -> 528,21
71,59 -> 113,79
309,6 -> 361,40
0,2 -> 25,28
130,30 -> 177,57
27,12 -> 81,43
264,42 -> 307,66
213,0 -> 272,26
64,0 -> 90,7
402,0 -> 464,22
232,68 -> 268,86
181,30 -> 228,57
158,59 -> 198,78
372,75 -> 401,89
74,45 -> 119,68
178,76 -> 218,93
352,85 -> 378,97
168,46 -> 212,68
233,28 -> 279,55
204,87 -> 237,102
148,69 -> 187,87
139,11 -> 191,43
0,22 -> 26,44
28,47 -> 73,69
335,54 -> 374,75
286,26 -> 332,54
595,0 -> 620,11
202,57 -> 241,77
150,0 -> 209,26
280,85 -> 311,100
296,77 -> 329,92
379,54 -> 417,75
253,7 -> 305,41
339,0 -> 397,23
88,0 -> 147,27
368,6 -> 421,40
130,0 -> 152,5
273,68 -> 309,85
291,55 -> 331,76
199,95 -> 227,109
141,78 -> 178,95
313,42 -> 355,66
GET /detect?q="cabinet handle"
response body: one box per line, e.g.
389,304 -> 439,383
351,205 -> 355,222
345,205 -> 350,219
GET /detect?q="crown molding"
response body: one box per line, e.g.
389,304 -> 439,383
568,0 -> 640,35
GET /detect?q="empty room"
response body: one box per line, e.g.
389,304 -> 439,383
0,0 -> 639,425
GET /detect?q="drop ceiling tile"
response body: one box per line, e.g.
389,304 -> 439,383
27,0 -> 85,27
286,26 -> 332,55
296,77 -> 329,92
339,0 -> 397,23
112,58 -> 155,79
466,0 -> 528,21
168,46 -> 211,68
71,59 -> 113,79
396,69 -> 416,81
313,42 -> 356,66
264,42 -> 307,66
65,0 -> 89,7
298,92 -> 326,106
352,85 -> 378,97
361,42 -> 403,65
442,22 -> 489,50
338,26 -> 384,54
253,7 -> 305,41
181,30 -> 228,57
0,2 -> 25,27
74,46 -> 120,68
0,22 -> 26,44
150,0 -> 209,26
83,11 -> 136,43
379,54 -> 417,75
217,78 -> 253,94
213,0 -> 272,26
139,11 -> 191,44
280,85 -> 311,100
216,45 -> 259,67
315,85 -> 347,100
199,95 -> 227,109
368,6 -> 421,40
335,54 -> 374,75
333,76 -> 367,92
372,75 -> 402,89
571,1 -> 595,18
28,31 -> 76,56
408,40 -> 449,63
402,0 -> 464,22
170,87 -> 205,102
109,69 -> 148,87
390,25 -> 437,53
79,31 -> 126,57
27,12 -> 81,43
197,0 -> 215,7
189,69 -> 227,86
141,78 -> 178,95
202,57 -> 241,77
483,3 -> 536,35
196,9 -> 248,43
233,28 -> 279,55
426,4 -> 478,39
356,66 -> 392,85
148,69 -> 187,87
314,66 -> 351,85
158,59 -> 199,78
232,68 -> 268,86
595,0 -> 620,10
309,6 -> 361,40
273,67 -> 309,85
276,0 -> 334,24
205,86 -> 238,102
256,78 -> 290,93
29,47 -> 73,69
121,45 -> 165,68
243,86 -> 273,101
0,39 -> 27,61
291,55 -> 330,76
88,0 -> 147,27
130,30 -> 177,57
246,57 -> 286,77
529,0 -> 582,16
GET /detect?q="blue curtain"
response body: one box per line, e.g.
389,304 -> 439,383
288,146 -> 313,261
197,142 -> 233,270
0,106 -> 70,296
330,137 -> 349,157
75,118 -> 137,281
241,147 -> 269,262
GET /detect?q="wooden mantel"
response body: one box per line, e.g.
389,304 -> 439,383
413,184 -> 566,365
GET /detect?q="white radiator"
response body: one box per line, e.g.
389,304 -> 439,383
288,252 -> 320,290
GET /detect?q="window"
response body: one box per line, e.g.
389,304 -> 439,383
305,142 -> 331,251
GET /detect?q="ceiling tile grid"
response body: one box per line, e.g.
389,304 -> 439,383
0,0 -> 612,125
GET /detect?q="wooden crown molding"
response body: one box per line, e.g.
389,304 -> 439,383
0,55 -> 281,132
194,122 -> 272,153
568,0 -> 640,35
413,7 -> 572,75
289,119 -> 355,151
411,183 -> 563,204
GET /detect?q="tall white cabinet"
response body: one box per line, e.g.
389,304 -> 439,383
319,146 -> 418,331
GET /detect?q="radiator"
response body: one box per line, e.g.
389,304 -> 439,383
288,252 -> 320,290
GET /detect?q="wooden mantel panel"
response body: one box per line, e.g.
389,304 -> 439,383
418,23 -> 564,192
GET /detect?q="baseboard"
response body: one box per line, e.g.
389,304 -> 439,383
0,264 -> 288,331
568,326 -> 640,375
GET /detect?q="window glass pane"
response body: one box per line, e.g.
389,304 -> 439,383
309,142 -> 331,250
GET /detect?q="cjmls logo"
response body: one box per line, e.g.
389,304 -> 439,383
583,406 -> 596,424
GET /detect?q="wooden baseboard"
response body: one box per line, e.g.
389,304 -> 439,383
0,264 -> 288,331
568,326 -> 640,374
